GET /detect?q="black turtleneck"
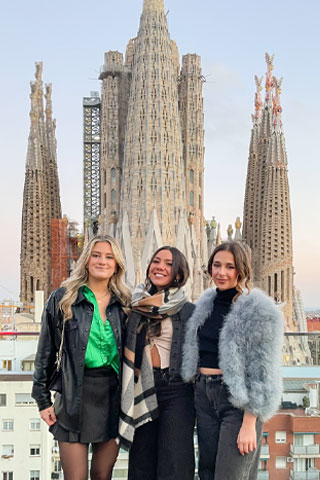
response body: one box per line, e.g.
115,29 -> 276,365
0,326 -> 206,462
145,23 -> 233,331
199,287 -> 237,369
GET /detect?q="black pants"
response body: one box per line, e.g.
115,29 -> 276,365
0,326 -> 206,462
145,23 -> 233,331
128,368 -> 195,480
195,374 -> 262,480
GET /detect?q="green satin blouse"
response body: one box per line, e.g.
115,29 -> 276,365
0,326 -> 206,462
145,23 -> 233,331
82,286 -> 119,374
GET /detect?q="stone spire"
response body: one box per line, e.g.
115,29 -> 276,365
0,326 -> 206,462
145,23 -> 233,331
243,75 -> 263,259
142,0 -> 165,12
20,62 -> 62,304
119,0 -> 185,260
234,217 -> 242,241
242,54 -> 294,327
260,72 -> 293,324
45,83 -> 62,220
216,223 -> 222,246
99,1 -> 206,297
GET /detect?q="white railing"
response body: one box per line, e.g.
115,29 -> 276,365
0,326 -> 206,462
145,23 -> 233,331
290,444 -> 320,455
289,469 -> 319,480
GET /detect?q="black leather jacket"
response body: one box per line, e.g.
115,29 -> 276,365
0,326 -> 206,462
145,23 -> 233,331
32,287 -> 126,432
169,302 -> 195,379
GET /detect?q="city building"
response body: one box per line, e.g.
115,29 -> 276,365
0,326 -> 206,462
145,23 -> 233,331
307,317 -> 320,333
98,0 -> 206,298
258,364 -> 320,480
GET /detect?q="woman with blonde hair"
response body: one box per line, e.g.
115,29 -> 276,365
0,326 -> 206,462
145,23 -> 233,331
182,241 -> 283,480
32,235 -> 130,480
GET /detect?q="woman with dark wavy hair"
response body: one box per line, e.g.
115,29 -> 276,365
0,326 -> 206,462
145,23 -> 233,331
32,235 -> 130,480
119,246 -> 195,480
182,241 -> 283,480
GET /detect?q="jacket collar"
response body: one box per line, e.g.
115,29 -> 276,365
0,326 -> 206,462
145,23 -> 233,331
188,288 -> 217,331
73,288 -> 121,307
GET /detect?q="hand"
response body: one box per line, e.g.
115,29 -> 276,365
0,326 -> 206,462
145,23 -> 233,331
237,412 -> 257,456
40,406 -> 56,426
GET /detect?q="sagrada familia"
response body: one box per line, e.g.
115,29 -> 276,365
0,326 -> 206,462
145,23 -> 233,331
20,0 -> 310,363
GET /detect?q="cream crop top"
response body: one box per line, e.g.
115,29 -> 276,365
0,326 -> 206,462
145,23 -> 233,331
148,317 -> 173,368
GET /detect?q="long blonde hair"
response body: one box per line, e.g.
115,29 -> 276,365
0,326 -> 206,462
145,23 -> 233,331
207,241 -> 252,300
59,235 -> 131,320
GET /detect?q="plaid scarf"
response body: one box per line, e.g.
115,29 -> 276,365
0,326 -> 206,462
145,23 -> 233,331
118,284 -> 188,449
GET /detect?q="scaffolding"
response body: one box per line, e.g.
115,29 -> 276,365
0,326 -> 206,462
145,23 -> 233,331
83,91 -> 101,234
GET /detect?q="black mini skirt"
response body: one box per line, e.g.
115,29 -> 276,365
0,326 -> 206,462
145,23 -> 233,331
50,366 -> 119,444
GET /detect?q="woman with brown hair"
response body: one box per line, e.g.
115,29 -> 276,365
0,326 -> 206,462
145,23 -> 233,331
119,246 -> 195,480
182,241 -> 283,480
32,235 -> 130,480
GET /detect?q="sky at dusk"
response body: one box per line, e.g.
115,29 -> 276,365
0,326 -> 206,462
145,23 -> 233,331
0,0 -> 319,307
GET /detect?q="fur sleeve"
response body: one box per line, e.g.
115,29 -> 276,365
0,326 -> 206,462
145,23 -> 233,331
220,289 -> 284,421
181,289 -> 215,382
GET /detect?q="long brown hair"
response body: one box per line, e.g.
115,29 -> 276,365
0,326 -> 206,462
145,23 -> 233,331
59,235 -> 131,320
207,241 -> 252,300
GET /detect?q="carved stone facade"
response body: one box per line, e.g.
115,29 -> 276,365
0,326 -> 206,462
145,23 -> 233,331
20,62 -> 61,304
99,0 -> 206,297
243,54 -> 294,327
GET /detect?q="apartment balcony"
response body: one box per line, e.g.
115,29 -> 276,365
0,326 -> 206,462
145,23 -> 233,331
289,469 -> 320,480
257,471 -> 269,480
260,444 -> 270,459
290,444 -> 320,457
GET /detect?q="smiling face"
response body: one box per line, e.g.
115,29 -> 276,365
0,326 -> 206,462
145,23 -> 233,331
87,242 -> 117,284
211,250 -> 238,291
148,249 -> 174,291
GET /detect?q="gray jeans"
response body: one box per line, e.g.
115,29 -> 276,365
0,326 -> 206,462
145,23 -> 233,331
195,374 -> 262,480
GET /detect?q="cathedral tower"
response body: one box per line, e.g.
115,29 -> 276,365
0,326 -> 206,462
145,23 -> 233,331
20,62 -> 62,304
99,0 -> 205,295
243,54 -> 294,326
119,0 -> 186,252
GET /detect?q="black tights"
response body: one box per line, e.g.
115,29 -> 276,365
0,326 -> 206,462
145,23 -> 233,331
59,438 -> 119,480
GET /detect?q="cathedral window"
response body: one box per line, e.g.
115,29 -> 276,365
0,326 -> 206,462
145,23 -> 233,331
190,191 -> 194,207
111,168 -> 116,183
111,190 -> 116,205
150,175 -> 157,192
104,170 -> 107,185
150,129 -> 157,145
190,169 -> 194,184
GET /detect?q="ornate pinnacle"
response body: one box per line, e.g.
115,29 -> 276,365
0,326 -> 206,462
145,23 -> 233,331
35,61 -> 43,83
265,53 -> 275,99
253,75 -> 263,124
143,0 -> 165,13
265,53 -> 275,72
235,217 -> 242,230
45,84 -> 53,118
272,76 -> 283,130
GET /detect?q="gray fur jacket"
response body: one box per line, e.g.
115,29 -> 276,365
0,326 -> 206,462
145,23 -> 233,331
182,288 -> 284,421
